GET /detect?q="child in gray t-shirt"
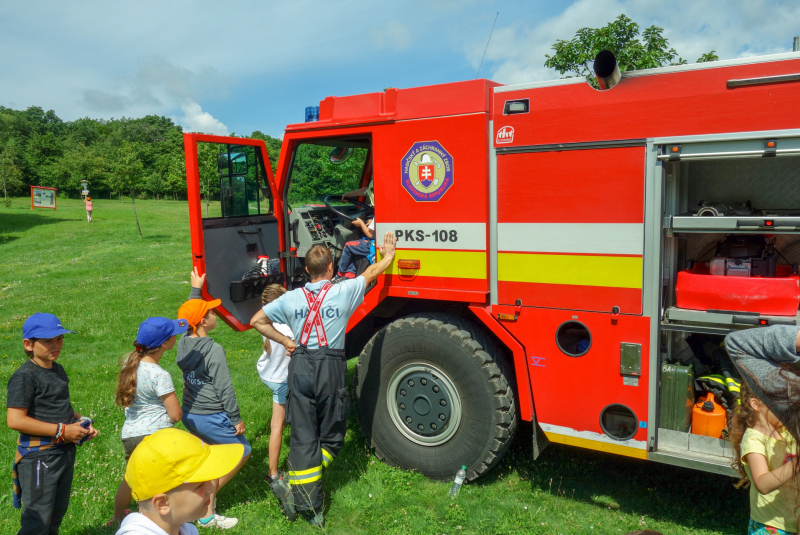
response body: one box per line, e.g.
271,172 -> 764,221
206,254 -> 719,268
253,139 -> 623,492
110,316 -> 187,526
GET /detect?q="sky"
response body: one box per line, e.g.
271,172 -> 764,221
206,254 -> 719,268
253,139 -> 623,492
1,1 -> 799,138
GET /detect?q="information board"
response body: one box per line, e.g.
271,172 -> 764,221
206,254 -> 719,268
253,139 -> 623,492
30,186 -> 57,210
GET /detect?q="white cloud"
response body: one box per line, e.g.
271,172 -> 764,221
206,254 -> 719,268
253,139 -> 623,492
180,101 -> 229,136
369,20 -> 414,51
80,56 -> 222,114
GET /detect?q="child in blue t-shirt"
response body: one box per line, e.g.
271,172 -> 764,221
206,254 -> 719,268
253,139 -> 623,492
336,216 -> 375,280
110,316 -> 188,526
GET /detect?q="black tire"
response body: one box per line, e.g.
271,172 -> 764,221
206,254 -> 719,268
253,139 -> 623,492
352,313 -> 517,481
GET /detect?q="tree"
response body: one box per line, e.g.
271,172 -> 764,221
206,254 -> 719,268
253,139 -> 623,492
0,143 -> 23,207
544,15 -> 719,82
163,154 -> 186,201
249,130 -> 282,173
113,142 -> 146,236
145,171 -> 165,200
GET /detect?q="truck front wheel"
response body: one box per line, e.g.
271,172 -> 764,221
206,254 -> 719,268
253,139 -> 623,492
353,313 -> 517,481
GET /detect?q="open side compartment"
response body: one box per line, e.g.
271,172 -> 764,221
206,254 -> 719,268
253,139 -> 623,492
654,138 -> 800,475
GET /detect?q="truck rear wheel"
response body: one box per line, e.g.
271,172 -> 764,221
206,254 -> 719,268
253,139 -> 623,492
353,313 -> 517,481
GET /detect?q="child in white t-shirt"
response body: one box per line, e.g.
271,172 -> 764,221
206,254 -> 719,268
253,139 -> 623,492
258,284 -> 296,520
110,316 -> 188,526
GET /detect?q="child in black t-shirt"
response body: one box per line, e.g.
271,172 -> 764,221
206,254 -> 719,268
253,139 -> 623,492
6,313 -> 98,535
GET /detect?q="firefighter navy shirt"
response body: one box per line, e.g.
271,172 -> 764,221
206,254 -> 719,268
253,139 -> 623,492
262,277 -> 366,349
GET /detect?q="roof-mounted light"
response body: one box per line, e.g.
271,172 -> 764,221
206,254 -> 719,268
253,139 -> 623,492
503,99 -> 529,115
304,106 -> 319,122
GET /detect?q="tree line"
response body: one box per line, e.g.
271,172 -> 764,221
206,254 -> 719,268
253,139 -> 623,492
0,105 -> 364,210
0,106 -> 287,206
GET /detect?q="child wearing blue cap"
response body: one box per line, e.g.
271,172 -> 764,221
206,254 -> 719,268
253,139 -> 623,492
109,316 -> 189,526
7,312 -> 99,535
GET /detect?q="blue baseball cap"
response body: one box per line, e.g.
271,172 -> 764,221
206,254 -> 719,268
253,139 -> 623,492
136,317 -> 190,349
22,313 -> 76,340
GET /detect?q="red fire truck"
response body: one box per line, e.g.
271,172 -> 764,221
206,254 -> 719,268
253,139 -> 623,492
184,50 -> 800,481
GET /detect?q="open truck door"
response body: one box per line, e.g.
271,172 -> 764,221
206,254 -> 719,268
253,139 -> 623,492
184,134 -> 285,331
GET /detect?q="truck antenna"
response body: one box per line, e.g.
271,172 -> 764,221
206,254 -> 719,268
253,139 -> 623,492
476,12 -> 499,79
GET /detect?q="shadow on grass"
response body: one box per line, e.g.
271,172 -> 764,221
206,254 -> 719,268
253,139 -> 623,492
0,235 -> 20,245
0,212 -> 71,236
476,422 -> 748,534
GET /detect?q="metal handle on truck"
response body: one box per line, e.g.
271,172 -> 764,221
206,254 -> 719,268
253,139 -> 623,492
732,316 -> 797,326
735,218 -> 800,229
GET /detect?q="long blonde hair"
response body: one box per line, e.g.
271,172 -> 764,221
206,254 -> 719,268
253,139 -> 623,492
260,284 -> 287,353
730,382 -> 762,489
115,343 -> 159,408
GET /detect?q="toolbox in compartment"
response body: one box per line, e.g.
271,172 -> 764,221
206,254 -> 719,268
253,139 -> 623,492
675,263 -> 800,316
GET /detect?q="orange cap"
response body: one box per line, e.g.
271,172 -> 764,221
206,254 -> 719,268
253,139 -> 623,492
178,298 -> 221,328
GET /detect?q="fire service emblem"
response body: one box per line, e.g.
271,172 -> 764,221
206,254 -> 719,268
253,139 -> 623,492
401,141 -> 454,202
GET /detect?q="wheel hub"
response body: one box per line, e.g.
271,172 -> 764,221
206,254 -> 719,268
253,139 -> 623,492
387,364 -> 462,446
396,371 -> 452,436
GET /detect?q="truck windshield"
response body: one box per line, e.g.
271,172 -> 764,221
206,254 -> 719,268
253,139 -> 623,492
287,142 -> 369,207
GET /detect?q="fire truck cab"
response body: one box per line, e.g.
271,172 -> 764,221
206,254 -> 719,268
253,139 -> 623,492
184,51 -> 800,481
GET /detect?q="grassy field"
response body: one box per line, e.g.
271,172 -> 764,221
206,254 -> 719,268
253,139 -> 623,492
0,198 -> 749,534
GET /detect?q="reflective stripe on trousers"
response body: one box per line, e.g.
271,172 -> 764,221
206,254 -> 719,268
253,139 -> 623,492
286,346 -> 349,512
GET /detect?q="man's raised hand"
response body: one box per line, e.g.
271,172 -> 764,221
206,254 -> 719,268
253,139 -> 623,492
379,231 -> 397,258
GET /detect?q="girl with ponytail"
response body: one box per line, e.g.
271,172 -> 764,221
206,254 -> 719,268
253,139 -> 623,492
726,326 -> 800,535
109,316 -> 189,526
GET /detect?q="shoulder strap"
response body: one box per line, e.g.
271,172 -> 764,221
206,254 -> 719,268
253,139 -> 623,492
299,283 -> 334,347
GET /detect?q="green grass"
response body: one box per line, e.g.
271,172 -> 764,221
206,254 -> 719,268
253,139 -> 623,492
0,198 -> 749,534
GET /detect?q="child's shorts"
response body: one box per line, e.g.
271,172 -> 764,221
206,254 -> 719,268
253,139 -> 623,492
261,380 -> 288,404
749,519 -> 795,534
121,435 -> 148,461
182,412 -> 252,458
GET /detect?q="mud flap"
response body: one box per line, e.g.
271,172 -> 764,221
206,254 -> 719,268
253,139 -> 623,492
532,414 -> 550,461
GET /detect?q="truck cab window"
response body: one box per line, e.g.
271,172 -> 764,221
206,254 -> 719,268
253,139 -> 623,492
287,142 -> 369,207
284,139 -> 372,286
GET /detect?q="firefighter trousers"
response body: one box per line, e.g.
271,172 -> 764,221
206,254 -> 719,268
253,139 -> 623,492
286,346 -> 349,513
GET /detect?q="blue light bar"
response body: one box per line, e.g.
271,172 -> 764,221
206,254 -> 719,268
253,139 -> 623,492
305,106 -> 319,122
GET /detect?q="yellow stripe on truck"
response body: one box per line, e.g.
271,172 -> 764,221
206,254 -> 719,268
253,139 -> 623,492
544,432 -> 648,459
382,249 -> 487,279
498,252 -> 642,289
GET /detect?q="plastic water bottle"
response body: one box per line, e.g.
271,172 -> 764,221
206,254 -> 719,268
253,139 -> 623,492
449,465 -> 466,498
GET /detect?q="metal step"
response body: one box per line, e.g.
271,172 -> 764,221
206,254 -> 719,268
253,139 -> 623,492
651,428 -> 737,477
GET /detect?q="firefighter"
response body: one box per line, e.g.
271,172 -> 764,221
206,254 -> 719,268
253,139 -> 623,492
250,231 -> 397,527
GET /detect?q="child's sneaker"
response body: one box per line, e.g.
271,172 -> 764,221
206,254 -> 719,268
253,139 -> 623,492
268,472 -> 297,521
197,514 -> 238,529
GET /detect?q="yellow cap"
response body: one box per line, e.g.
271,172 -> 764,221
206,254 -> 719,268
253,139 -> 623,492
125,428 -> 243,501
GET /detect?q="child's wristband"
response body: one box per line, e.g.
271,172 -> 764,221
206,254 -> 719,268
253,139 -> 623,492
52,422 -> 64,443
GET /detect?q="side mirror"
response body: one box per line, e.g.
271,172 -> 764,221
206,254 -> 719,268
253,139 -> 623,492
329,147 -> 353,165
217,152 -> 249,176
